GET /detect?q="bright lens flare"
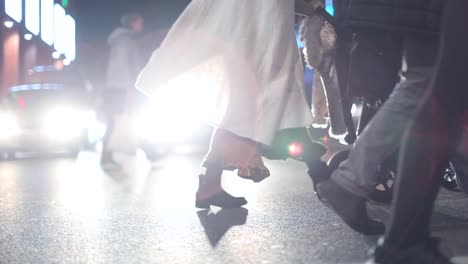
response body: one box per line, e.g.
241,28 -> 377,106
43,108 -> 92,140
288,142 -> 303,158
0,113 -> 20,138
135,74 -> 217,144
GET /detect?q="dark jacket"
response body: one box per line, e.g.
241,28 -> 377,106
334,0 -> 444,34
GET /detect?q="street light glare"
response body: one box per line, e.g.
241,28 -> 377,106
63,58 -> 71,66
0,112 -> 20,139
24,33 -> 33,40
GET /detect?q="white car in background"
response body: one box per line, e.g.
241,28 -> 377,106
0,69 -> 100,159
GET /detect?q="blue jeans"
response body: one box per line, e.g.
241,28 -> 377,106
331,34 -> 438,198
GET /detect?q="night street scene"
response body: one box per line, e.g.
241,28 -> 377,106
0,0 -> 467,263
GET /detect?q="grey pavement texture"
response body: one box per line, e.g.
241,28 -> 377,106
0,151 -> 466,264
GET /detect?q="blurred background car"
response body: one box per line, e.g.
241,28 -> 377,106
0,66 -> 102,159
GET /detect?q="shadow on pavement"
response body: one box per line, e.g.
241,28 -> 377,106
197,207 -> 249,247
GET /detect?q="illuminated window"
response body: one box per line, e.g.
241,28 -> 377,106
65,15 -> 76,61
26,0 -> 40,35
41,0 -> 54,46
5,0 -> 23,23
54,4 -> 66,54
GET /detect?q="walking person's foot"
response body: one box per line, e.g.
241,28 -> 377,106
317,180 -> 385,235
195,174 -> 247,209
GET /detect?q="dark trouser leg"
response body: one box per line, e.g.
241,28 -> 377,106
101,89 -> 128,161
384,96 -> 463,247
384,0 -> 468,247
331,35 -> 437,199
303,146 -> 330,191
101,112 -> 116,162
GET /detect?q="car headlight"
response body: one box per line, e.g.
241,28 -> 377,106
133,102 -> 205,145
133,83 -> 216,144
0,112 -> 20,138
43,107 -> 93,140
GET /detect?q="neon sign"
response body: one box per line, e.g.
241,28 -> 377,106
41,0 -> 55,46
65,15 -> 76,61
54,4 -> 66,54
4,1 -> 76,63
26,0 -> 40,35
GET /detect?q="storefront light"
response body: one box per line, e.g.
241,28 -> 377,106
25,0 -> 40,35
52,51 -> 61,59
41,0 -> 54,46
64,15 -> 76,61
24,33 -> 33,40
3,20 -> 14,28
61,0 -> 69,9
63,58 -> 71,66
5,0 -> 22,23
54,4 -> 66,54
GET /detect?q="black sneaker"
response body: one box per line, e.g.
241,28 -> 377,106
317,180 -> 385,235
368,237 -> 453,264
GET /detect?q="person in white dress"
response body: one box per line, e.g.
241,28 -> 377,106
136,0 -> 324,208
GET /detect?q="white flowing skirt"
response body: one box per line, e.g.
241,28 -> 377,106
136,0 -> 312,145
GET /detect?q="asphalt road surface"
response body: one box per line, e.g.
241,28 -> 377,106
0,150 -> 467,264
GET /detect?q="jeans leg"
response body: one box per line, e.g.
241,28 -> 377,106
331,36 -> 438,198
